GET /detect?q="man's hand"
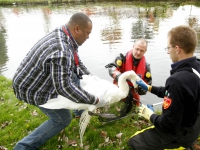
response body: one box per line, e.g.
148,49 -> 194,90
138,104 -> 154,120
136,79 -> 152,92
138,86 -> 147,95
147,104 -> 154,112
95,97 -> 108,107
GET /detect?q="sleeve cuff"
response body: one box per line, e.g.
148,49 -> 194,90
150,113 -> 159,123
94,96 -> 99,105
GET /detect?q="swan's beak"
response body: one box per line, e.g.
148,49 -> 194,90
125,70 -> 141,88
129,78 -> 139,88
133,74 -> 142,88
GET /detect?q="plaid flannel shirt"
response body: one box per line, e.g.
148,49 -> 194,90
12,25 -> 97,105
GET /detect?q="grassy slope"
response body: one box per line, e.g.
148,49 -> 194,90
0,75 -> 150,150
1,75 -> 200,150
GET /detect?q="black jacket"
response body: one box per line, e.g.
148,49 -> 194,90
150,56 -> 200,135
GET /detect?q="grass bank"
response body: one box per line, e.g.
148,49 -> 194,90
1,75 -> 200,150
0,75 -> 150,150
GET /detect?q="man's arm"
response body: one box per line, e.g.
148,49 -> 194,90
138,62 -> 152,95
77,52 -> 91,75
51,30 -> 98,104
107,53 -> 125,82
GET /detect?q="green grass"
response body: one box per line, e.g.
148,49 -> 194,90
0,75 -> 152,150
0,75 -> 199,150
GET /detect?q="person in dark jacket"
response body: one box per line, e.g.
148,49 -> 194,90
128,25 -> 200,150
12,12 -> 106,150
107,38 -> 152,109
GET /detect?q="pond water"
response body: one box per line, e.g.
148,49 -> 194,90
1,2 -> 200,110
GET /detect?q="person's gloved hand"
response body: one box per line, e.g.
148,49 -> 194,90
116,73 -> 122,82
147,104 -> 154,112
136,79 -> 152,92
138,86 -> 147,95
138,104 -> 154,120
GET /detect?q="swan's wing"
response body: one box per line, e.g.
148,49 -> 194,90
83,80 -> 107,98
39,98 -> 68,109
83,78 -> 126,105
81,75 -> 101,86
90,75 -> 101,81
79,109 -> 93,148
40,95 -> 97,111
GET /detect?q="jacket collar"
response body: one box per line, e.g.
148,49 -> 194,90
170,56 -> 196,75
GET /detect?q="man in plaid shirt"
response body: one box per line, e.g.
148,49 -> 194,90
13,12 -> 104,149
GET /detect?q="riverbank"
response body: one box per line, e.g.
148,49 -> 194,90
1,75 -> 200,149
0,75 -> 149,149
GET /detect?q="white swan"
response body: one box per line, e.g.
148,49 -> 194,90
39,70 -> 140,147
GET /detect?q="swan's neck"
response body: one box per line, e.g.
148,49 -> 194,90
118,74 -> 129,97
118,71 -> 138,98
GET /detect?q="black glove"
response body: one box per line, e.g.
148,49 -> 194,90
116,73 -> 122,82
138,86 -> 147,95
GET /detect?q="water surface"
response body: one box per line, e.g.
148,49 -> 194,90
1,2 -> 200,109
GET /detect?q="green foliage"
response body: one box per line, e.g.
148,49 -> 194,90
0,76 -> 199,150
0,76 -> 152,150
0,76 -> 48,149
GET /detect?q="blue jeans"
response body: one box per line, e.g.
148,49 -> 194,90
14,73 -> 83,149
72,73 -> 84,117
14,107 -> 72,150
73,109 -> 84,117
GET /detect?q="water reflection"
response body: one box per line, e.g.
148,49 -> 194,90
42,7 -> 52,33
186,5 -> 200,52
0,9 -> 8,74
1,2 -> 200,107
101,8 -> 122,49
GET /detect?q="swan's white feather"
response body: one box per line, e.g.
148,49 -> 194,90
39,70 -> 140,147
79,109 -> 91,148
40,95 -> 96,111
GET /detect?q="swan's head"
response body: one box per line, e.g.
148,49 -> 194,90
119,70 -> 141,88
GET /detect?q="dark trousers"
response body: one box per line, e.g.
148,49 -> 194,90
128,114 -> 200,150
72,73 -> 83,117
